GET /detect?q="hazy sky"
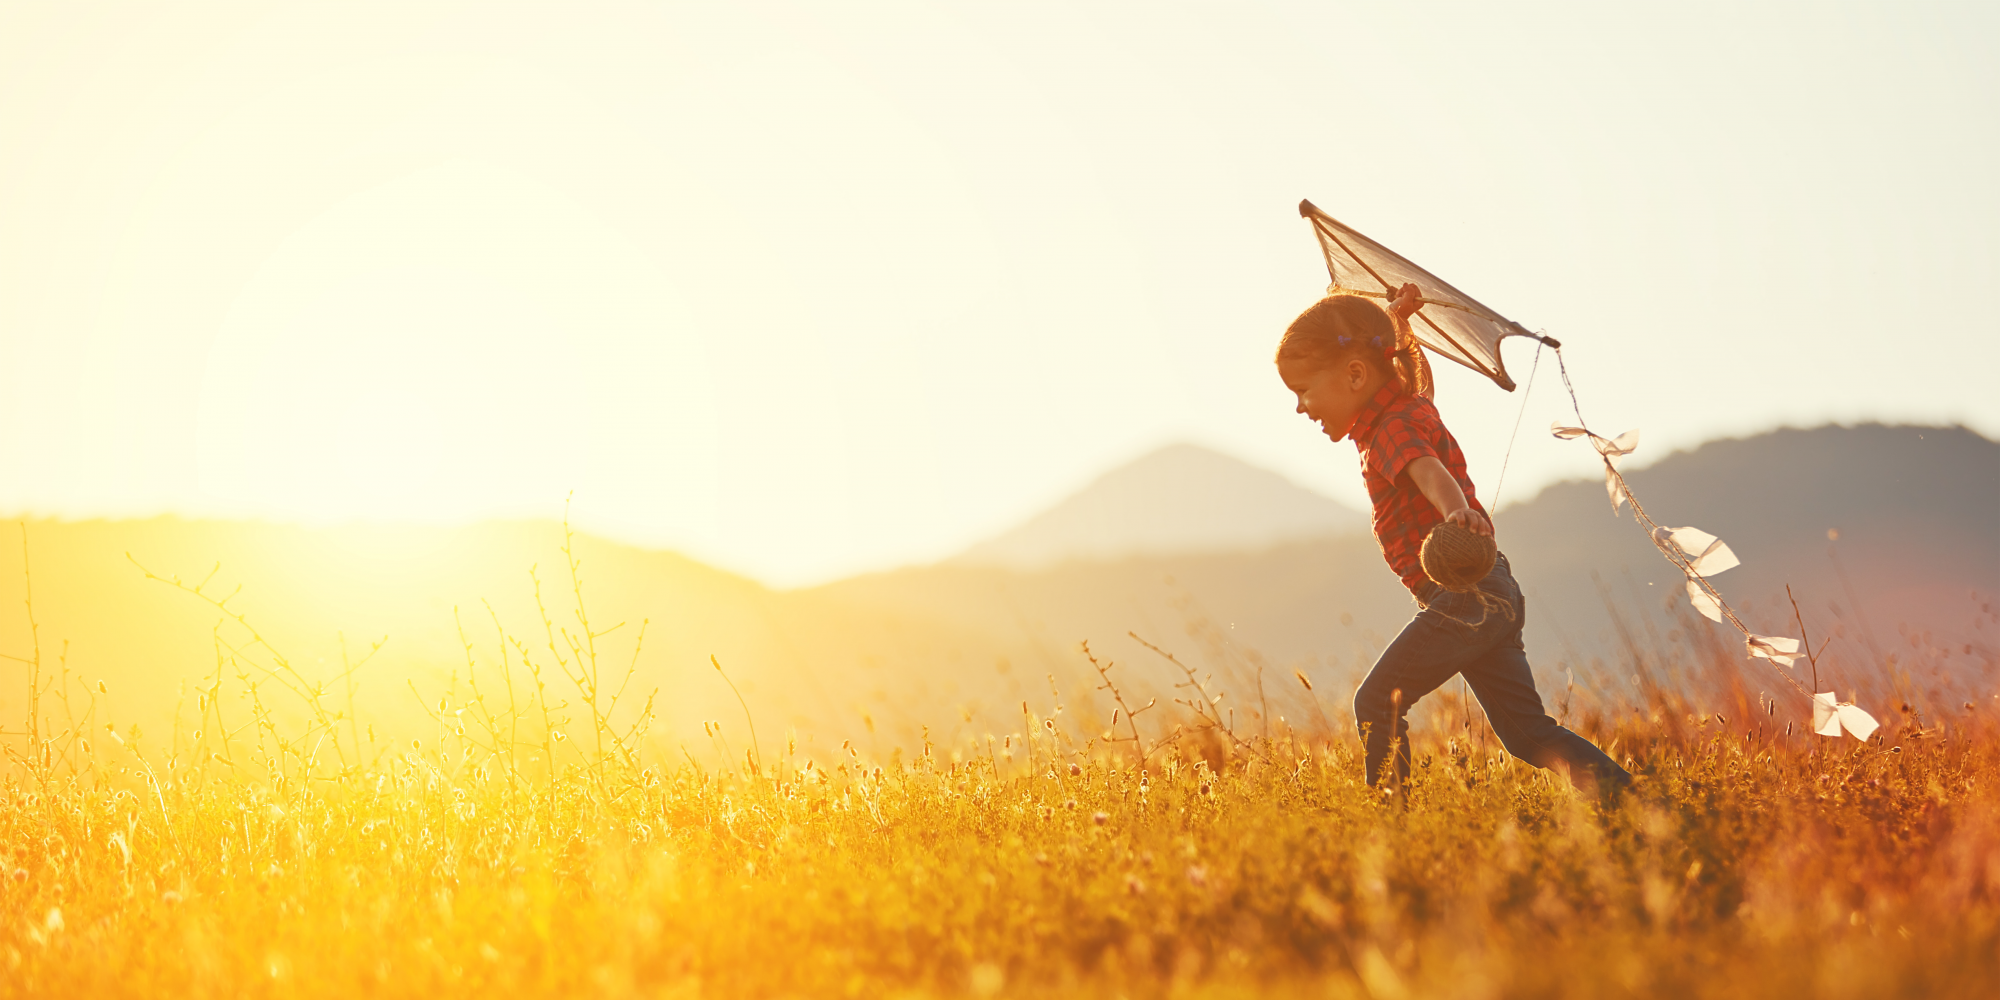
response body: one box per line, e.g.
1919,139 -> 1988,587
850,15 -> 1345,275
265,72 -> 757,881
3,2 -> 1994,586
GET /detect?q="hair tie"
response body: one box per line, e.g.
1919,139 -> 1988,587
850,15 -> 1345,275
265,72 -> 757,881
1335,334 -> 1352,347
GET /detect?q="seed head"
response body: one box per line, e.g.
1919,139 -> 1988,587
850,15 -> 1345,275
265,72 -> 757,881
1093,811 -> 1109,826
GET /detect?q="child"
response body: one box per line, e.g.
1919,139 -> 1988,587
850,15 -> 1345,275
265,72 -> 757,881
1276,284 -> 1630,795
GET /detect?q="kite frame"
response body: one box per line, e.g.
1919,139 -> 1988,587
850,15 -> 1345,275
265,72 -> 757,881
1299,199 -> 1558,392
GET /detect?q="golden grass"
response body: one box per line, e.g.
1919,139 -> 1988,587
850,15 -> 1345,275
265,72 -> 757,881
3,529 -> 1997,998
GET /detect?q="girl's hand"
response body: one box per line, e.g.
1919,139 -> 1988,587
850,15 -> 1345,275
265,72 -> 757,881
1446,507 -> 1494,537
1388,283 -> 1423,322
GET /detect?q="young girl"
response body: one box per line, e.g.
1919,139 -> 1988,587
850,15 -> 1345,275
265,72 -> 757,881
1276,284 -> 1630,795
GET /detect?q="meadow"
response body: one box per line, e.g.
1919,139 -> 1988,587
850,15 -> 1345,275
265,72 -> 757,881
3,528 -> 1997,999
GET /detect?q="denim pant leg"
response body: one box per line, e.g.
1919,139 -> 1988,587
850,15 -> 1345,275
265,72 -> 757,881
1461,629 -> 1632,791
1354,614 -> 1492,786
1355,553 -> 1630,792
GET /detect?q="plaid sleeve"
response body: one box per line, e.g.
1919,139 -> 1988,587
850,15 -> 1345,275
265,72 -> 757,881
1365,406 -> 1440,484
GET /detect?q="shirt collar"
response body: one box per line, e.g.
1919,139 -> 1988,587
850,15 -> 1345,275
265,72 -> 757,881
1348,380 -> 1404,446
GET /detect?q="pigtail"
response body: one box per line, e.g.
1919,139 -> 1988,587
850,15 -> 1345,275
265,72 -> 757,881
1391,333 -> 1434,399
1384,306 -> 1434,399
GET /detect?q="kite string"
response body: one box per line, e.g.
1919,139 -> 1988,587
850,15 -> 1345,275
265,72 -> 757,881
1550,348 -> 1813,702
1555,343 -> 1590,436
1489,339 -> 1543,510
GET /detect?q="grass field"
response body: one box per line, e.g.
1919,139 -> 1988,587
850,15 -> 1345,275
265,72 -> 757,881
4,539 -> 1997,998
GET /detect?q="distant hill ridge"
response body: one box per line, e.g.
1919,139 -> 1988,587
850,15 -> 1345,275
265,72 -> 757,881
817,422 -> 1996,717
2,424 -> 1989,748
953,442 -> 1366,569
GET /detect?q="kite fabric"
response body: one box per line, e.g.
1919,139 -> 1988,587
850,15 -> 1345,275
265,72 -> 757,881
1299,199 -> 1555,392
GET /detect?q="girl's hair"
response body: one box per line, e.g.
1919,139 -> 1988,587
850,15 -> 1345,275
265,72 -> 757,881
1275,293 -> 1433,398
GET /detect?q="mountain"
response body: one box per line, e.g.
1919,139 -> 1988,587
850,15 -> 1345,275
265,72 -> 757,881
3,425 -> 1990,757
1498,423 -> 1997,662
811,424 -> 1998,726
953,442 -> 1367,569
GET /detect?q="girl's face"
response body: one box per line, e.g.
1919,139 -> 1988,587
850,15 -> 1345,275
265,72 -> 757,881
1278,355 -> 1380,443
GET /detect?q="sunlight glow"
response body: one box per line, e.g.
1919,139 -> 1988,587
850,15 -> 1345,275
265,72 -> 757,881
0,2 -> 1992,584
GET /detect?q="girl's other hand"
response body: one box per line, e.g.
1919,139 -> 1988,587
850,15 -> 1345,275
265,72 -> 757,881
1446,507 -> 1494,537
1388,283 -> 1423,322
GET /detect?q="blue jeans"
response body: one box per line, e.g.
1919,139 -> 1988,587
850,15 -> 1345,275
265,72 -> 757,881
1353,553 -> 1631,793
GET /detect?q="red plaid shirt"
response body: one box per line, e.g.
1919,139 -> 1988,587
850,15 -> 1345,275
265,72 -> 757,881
1349,382 -> 1488,593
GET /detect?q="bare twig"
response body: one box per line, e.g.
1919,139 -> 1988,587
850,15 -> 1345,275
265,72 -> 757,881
1082,641 -> 1156,758
1786,585 -> 1822,695
1129,632 -> 1269,762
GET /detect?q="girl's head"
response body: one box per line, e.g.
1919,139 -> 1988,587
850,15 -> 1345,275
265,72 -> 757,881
1275,293 -> 1429,442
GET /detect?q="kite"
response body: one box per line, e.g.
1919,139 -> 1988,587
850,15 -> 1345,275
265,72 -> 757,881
1299,199 -> 1558,393
1299,199 -> 1880,742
